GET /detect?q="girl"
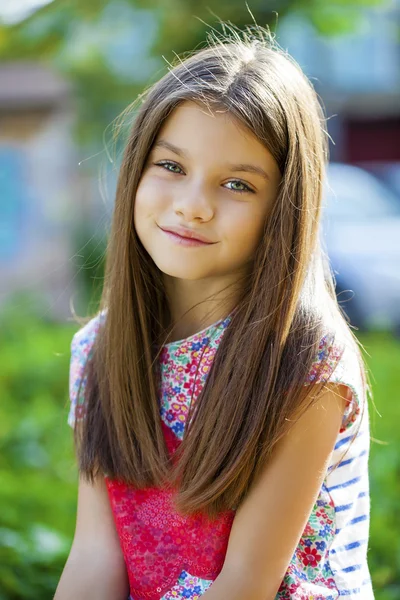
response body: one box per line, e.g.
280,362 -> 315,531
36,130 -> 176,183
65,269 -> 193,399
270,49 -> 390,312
55,25 -> 373,600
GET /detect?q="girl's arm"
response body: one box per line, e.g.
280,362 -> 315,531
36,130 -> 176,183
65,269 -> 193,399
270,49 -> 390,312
54,473 -> 129,600
202,383 -> 349,600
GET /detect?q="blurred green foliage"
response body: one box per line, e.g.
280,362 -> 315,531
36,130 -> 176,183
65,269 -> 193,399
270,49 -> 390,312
365,331 -> 400,599
70,222 -> 108,317
0,287 -> 399,598
0,299 -> 78,599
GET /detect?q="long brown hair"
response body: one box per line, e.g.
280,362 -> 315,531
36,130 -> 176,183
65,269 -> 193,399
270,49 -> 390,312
72,25 -> 369,518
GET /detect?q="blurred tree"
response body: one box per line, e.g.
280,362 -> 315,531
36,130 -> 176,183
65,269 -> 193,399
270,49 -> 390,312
0,0 -> 385,144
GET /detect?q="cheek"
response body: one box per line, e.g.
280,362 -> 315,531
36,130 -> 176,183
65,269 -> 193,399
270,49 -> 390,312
134,178 -> 168,236
225,203 -> 268,256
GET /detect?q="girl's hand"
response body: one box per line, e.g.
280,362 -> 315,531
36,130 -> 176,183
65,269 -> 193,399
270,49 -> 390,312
202,383 -> 349,600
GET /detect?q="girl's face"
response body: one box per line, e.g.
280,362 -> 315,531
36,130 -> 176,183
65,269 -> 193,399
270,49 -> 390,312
134,100 -> 281,282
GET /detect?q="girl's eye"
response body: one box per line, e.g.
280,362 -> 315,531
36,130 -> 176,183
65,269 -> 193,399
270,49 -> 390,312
225,180 -> 254,194
153,163 -> 254,194
155,160 -> 184,174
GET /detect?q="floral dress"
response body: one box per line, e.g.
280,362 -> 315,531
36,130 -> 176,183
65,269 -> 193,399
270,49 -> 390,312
68,311 -> 374,599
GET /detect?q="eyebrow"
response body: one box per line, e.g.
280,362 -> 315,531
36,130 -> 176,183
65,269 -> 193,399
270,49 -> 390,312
153,139 -> 270,182
153,140 -> 185,156
228,163 -> 270,182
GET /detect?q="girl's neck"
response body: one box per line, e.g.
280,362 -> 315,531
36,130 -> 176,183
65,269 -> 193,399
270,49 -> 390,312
163,273 -> 244,343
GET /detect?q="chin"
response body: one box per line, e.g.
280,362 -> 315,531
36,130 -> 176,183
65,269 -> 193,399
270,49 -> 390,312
151,255 -> 211,281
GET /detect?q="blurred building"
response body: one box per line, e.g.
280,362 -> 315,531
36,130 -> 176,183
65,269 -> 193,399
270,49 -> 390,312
0,62 -> 81,320
277,1 -> 400,165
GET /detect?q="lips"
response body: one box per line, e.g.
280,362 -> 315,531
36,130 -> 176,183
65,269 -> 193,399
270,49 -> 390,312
159,225 -> 215,244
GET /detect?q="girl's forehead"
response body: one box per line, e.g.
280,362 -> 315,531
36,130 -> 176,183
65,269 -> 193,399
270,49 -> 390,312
154,100 -> 280,179
159,100 -> 238,133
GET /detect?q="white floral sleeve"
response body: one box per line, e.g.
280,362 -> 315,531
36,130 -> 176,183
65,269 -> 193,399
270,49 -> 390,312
303,329 -> 366,433
67,311 -> 106,428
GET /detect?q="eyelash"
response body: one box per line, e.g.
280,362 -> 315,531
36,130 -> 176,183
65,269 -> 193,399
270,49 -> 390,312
154,160 -> 255,194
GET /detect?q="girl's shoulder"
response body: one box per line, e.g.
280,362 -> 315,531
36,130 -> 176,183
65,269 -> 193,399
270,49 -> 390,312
67,309 -> 107,428
304,320 -> 367,434
70,309 -> 107,358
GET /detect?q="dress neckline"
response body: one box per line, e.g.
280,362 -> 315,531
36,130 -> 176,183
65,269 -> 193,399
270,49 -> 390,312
163,313 -> 233,349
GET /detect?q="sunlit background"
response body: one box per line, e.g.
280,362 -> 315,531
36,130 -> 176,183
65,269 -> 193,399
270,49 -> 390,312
0,1 -> 399,598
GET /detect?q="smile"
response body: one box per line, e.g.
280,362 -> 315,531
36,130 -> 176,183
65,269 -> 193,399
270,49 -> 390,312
158,226 -> 216,247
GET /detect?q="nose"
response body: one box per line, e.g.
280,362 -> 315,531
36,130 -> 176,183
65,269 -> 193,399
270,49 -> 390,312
173,183 -> 214,223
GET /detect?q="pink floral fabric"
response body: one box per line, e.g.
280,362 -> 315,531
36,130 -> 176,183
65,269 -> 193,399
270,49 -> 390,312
68,311 -> 373,599
105,419 -> 235,599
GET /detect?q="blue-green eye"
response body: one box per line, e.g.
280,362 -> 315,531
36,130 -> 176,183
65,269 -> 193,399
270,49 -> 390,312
225,180 -> 254,194
156,161 -> 183,174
